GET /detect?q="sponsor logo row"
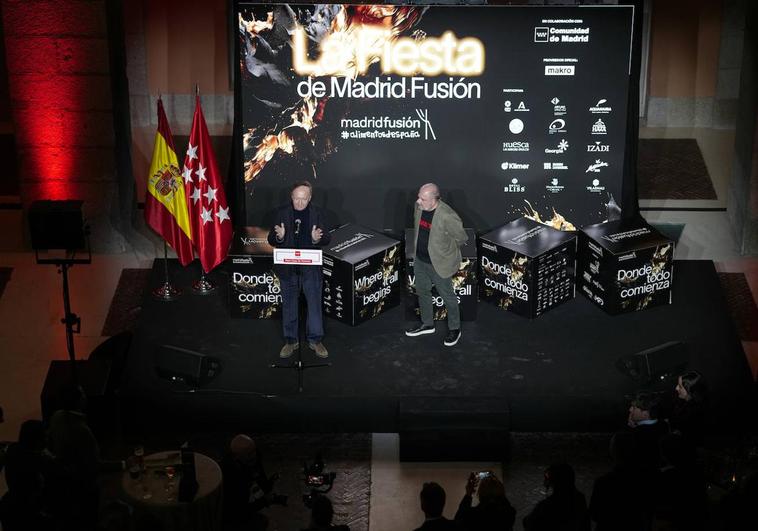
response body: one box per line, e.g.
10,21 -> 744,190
502,140 -> 609,154
503,177 -> 607,194
503,97 -> 611,115
499,158 -> 610,174
506,117 -> 608,136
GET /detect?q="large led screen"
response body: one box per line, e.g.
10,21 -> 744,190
238,4 -> 634,231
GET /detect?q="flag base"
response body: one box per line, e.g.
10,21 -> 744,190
152,282 -> 181,302
192,276 -> 216,295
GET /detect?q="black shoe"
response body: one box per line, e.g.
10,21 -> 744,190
405,324 -> 435,337
444,329 -> 461,347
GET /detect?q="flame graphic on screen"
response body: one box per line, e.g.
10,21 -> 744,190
242,4 -> 426,184
522,200 -> 576,231
244,97 -> 319,182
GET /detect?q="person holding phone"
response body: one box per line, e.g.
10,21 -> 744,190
455,472 -> 515,530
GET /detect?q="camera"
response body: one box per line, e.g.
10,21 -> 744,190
302,454 -> 336,508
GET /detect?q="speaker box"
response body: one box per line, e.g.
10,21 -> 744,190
616,341 -> 689,384
154,345 -> 221,388
398,397 -> 510,462
28,200 -> 86,250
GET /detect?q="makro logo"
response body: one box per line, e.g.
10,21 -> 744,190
509,118 -> 524,134
545,65 -> 575,76
534,27 -> 549,42
548,119 -> 566,134
585,159 -> 608,173
545,139 -> 569,154
501,162 -> 529,170
503,141 -> 530,152
504,178 -> 525,193
589,99 -> 612,113
587,141 -> 610,153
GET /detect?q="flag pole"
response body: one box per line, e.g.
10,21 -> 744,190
152,240 -> 181,301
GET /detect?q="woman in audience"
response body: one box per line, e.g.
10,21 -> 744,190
455,472 -> 515,531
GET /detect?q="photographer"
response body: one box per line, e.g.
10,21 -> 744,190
221,434 -> 287,531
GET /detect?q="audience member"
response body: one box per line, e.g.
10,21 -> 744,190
523,463 -> 590,531
652,433 -> 708,531
669,370 -> 707,446
455,473 -> 515,531
626,391 -> 669,471
221,433 -> 286,531
302,494 -> 350,531
589,431 -> 652,531
0,419 -> 53,531
413,482 -> 458,531
46,385 -> 122,531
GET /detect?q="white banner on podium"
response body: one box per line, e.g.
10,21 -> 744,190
273,248 -> 323,266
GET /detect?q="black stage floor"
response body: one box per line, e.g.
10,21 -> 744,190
120,260 -> 756,440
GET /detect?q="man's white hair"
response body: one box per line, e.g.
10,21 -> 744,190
419,183 -> 440,200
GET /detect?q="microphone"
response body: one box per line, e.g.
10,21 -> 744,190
294,219 -> 301,235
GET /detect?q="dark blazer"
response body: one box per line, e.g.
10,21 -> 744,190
267,203 -> 331,278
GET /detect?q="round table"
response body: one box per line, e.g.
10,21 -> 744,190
121,451 -> 223,531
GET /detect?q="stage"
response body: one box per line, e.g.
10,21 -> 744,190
120,259 -> 756,441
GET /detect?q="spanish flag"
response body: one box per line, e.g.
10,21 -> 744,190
145,98 -> 194,266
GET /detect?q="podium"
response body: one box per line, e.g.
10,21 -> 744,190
478,217 -> 576,318
322,224 -> 402,326
404,228 -> 478,321
578,217 -> 674,314
227,227 -> 281,319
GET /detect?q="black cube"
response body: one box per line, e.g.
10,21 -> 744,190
404,228 -> 478,322
478,217 -> 576,318
322,224 -> 402,326
227,227 -> 281,319
578,217 -> 674,314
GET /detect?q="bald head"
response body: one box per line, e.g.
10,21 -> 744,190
417,183 -> 440,211
230,434 -> 257,462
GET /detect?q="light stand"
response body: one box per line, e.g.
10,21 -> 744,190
30,199 -> 91,384
36,245 -> 92,384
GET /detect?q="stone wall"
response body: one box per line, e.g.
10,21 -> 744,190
1,0 -> 127,251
